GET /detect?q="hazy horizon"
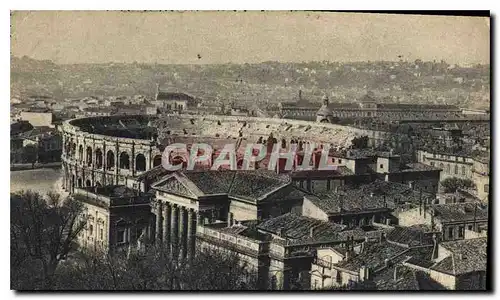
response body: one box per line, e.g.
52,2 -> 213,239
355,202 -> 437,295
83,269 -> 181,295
11,11 -> 490,65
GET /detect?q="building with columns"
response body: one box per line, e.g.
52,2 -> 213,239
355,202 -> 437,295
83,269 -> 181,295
149,170 -> 308,259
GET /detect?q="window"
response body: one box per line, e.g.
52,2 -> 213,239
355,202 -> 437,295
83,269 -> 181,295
468,225 -> 473,231
448,227 -> 454,239
117,228 -> 126,244
454,165 -> 458,175
462,166 -> 466,176
380,164 -> 384,169
336,271 -> 342,284
430,162 -> 435,167
458,226 -> 464,238
339,159 -> 342,164
89,224 -> 93,235
446,164 -> 450,174
100,229 -> 104,240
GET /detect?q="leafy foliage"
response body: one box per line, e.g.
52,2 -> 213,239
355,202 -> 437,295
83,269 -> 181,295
440,177 -> 476,193
351,136 -> 369,149
11,191 -> 258,290
11,191 -> 87,289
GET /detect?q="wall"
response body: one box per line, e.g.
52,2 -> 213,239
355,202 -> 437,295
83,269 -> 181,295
417,150 -> 473,182
302,197 -> 329,221
396,207 -> 432,227
78,202 -> 110,252
230,200 -> 258,221
20,111 -> 54,127
429,269 -> 456,290
472,159 -> 489,202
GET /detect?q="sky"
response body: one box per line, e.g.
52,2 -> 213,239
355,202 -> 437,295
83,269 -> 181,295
11,11 -> 490,65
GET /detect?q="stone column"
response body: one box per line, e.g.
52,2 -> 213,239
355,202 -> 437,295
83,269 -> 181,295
162,203 -> 171,252
92,139 -> 96,167
155,201 -> 162,244
131,142 -> 135,176
115,142 -> 119,175
186,209 -> 197,258
179,207 -> 187,258
171,204 -> 179,254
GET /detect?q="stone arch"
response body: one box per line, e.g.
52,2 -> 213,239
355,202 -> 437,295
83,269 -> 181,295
135,153 -> 146,171
119,152 -> 130,169
95,148 -> 103,169
85,179 -> 91,187
106,150 -> 115,170
153,155 -> 162,167
77,177 -> 82,187
86,146 -> 92,166
78,145 -> 83,160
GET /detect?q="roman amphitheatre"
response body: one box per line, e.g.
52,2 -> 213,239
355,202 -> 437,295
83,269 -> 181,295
60,113 -> 373,192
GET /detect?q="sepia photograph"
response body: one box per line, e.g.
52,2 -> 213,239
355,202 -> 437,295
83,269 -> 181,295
9,10 -> 491,291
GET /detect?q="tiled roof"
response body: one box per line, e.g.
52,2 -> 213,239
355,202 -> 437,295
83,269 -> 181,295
153,170 -> 293,202
385,225 -> 436,247
373,265 -> 420,290
84,185 -> 138,198
373,265 -> 447,290
402,163 -> 441,172
257,213 -> 345,242
305,193 -> 391,215
157,91 -> 195,102
290,166 -> 354,178
310,180 -> 434,214
432,203 -> 488,223
334,241 -> 408,272
431,238 -> 487,275
135,165 -> 172,182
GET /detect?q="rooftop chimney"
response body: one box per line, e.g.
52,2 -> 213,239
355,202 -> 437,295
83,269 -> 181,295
309,226 -> 316,238
384,258 -> 390,268
277,227 -> 284,237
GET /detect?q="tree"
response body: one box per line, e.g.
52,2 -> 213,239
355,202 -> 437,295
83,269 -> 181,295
440,177 -> 476,193
11,191 -> 87,289
351,136 -> 369,149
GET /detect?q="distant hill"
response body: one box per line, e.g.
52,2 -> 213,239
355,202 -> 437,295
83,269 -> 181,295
10,56 -> 490,110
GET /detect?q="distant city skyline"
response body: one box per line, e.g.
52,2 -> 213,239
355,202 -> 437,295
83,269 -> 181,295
11,11 -> 490,65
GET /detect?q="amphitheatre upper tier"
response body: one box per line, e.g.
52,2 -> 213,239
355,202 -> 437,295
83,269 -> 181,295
62,114 -> 368,149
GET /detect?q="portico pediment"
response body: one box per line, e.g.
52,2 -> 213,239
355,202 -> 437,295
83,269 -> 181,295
152,175 -> 200,199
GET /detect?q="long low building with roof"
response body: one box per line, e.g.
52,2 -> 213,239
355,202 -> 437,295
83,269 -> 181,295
196,212 -> 391,290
